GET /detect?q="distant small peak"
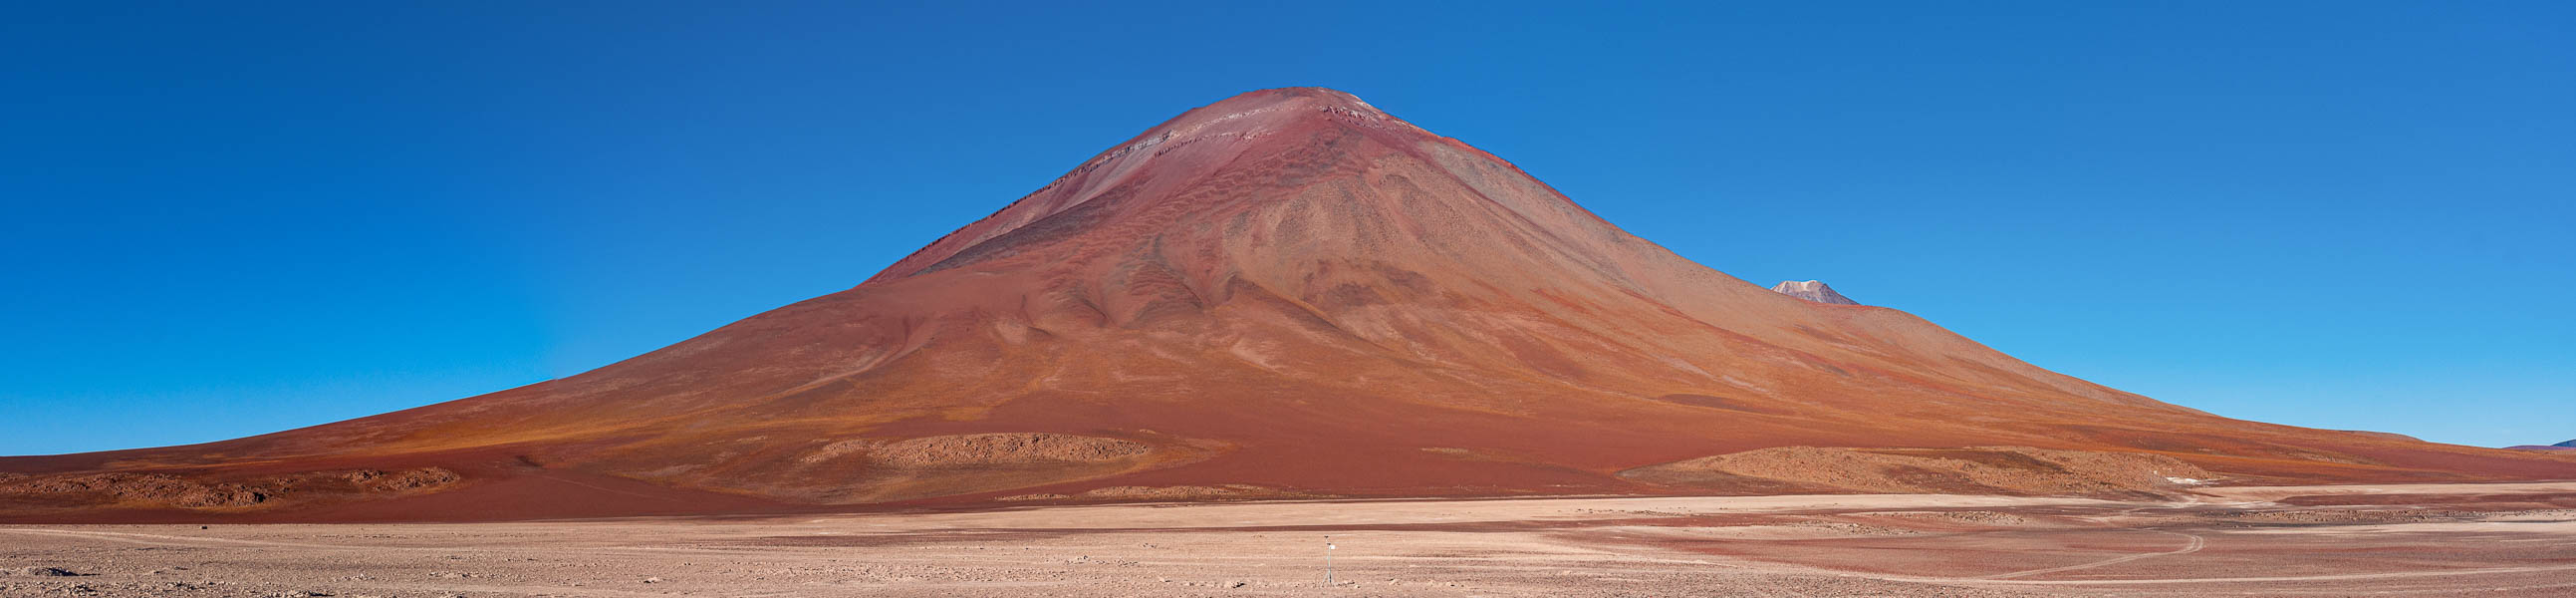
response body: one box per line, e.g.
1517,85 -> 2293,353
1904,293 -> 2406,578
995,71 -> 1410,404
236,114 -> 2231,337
2501,439 -> 2574,450
1771,280 -> 1860,305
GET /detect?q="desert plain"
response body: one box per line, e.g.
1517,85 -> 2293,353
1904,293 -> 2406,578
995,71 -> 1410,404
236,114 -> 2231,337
5,480 -> 2573,597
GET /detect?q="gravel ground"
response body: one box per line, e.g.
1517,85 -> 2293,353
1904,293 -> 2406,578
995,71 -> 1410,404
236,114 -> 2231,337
2,484 -> 2572,597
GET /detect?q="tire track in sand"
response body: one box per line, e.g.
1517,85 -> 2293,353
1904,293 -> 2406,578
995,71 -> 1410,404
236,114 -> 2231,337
1980,529 -> 2204,580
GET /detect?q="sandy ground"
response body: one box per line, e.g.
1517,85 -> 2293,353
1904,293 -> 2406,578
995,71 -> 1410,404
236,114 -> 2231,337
3,482 -> 2573,597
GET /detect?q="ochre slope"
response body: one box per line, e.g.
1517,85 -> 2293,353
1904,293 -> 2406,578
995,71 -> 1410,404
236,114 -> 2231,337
6,88 -> 2568,520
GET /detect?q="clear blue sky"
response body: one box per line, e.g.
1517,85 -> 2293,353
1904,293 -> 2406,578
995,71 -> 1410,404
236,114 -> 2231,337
4,2 -> 2569,455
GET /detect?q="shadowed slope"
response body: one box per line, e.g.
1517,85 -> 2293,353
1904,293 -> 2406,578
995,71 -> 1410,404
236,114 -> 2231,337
5,88 -> 2568,520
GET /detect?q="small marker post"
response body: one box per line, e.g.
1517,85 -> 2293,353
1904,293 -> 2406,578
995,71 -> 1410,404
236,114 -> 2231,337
1324,535 -> 1335,587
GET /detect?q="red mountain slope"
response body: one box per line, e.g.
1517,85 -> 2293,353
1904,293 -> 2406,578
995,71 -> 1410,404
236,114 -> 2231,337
5,88 -> 2567,521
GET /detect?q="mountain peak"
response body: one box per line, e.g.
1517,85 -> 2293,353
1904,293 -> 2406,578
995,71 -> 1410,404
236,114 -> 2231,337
1212,87 -> 1386,113
861,87 -> 1432,285
1148,87 -> 1407,141
11,89 -> 2566,521
1771,280 -> 1859,305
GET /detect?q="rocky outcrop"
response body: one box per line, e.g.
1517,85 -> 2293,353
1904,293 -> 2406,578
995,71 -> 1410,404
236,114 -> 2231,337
998,483 -> 1310,502
1623,446 -> 2213,498
345,467 -> 462,492
1771,280 -> 1859,305
0,467 -> 461,511
801,433 -> 1154,468
0,473 -> 278,508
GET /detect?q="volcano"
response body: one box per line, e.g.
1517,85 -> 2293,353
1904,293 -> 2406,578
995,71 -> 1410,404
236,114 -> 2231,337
6,88 -> 2568,521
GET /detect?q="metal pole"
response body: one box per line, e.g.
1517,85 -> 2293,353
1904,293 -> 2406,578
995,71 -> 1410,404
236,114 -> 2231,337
1325,535 -> 1334,587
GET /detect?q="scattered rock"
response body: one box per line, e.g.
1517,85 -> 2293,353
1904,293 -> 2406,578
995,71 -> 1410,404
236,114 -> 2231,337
13,567 -> 80,577
996,493 -> 1074,501
1865,510 -> 2032,526
1076,484 -> 1301,501
804,433 -> 1152,467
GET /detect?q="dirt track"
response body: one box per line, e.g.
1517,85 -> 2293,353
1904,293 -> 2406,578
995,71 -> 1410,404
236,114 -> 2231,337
3,482 -> 2573,597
